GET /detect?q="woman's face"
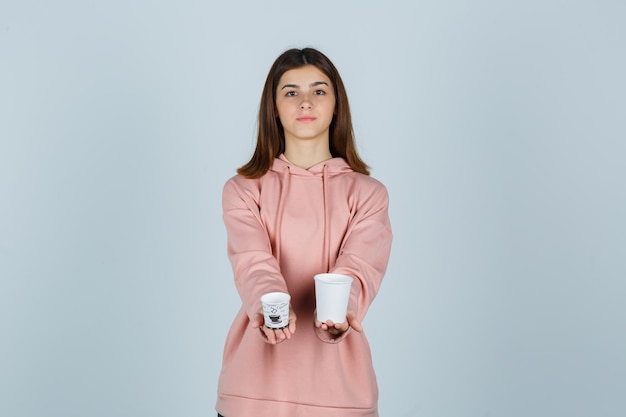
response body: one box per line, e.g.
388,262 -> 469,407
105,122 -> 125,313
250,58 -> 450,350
275,65 -> 336,146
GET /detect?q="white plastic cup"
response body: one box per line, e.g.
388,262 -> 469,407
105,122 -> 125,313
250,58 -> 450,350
314,273 -> 353,323
260,292 -> 291,329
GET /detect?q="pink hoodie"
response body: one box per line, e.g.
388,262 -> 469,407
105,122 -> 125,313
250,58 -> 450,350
217,154 -> 392,417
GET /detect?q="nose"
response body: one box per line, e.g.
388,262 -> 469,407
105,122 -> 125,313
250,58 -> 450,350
299,94 -> 312,110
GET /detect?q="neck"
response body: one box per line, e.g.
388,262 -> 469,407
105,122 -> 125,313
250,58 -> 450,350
284,140 -> 332,170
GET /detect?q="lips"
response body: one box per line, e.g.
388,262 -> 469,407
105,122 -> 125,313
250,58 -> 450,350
297,116 -> 316,122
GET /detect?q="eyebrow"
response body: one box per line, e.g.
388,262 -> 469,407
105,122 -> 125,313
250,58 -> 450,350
280,81 -> 329,90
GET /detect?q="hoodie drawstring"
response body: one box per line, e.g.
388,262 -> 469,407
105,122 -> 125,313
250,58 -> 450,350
275,165 -> 291,263
275,159 -> 331,272
322,164 -> 330,272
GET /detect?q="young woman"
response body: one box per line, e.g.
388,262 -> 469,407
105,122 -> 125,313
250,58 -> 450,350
216,48 -> 393,417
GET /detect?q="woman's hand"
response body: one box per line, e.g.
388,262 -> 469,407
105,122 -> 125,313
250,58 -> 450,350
251,307 -> 297,344
315,310 -> 363,336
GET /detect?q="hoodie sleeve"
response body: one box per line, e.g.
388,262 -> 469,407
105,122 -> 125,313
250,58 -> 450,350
222,177 -> 289,321
316,179 -> 393,343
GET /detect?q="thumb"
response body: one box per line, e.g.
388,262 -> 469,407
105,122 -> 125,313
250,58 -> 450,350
251,311 -> 264,329
346,311 -> 363,333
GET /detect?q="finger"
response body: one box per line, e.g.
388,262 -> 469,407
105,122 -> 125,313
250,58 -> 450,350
321,320 -> 339,335
261,326 -> 277,344
314,320 -> 329,331
281,325 -> 293,340
333,321 -> 350,332
288,310 -> 297,335
274,328 -> 286,343
324,320 -> 336,331
326,320 -> 348,333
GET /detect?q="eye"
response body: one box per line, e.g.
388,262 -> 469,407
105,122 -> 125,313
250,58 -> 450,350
285,91 -> 297,97
313,89 -> 326,95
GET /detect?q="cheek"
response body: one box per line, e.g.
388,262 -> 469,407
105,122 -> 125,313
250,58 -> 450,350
276,101 -> 292,113
327,103 -> 337,118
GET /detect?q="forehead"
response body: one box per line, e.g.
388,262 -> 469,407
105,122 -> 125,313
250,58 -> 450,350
277,65 -> 332,87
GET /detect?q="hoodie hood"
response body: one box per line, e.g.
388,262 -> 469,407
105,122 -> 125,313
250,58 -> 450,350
271,154 -> 354,176
268,154 -> 354,273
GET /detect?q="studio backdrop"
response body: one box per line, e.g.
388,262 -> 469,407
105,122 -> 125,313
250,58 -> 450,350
1,1 -> 624,416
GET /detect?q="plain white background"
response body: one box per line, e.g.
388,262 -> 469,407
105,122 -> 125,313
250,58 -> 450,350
1,1 -> 625,416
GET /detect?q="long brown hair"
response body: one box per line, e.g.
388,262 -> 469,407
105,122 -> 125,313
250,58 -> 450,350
237,48 -> 370,178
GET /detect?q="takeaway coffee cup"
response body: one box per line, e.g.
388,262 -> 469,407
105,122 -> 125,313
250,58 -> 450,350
314,273 -> 353,323
261,292 -> 291,329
